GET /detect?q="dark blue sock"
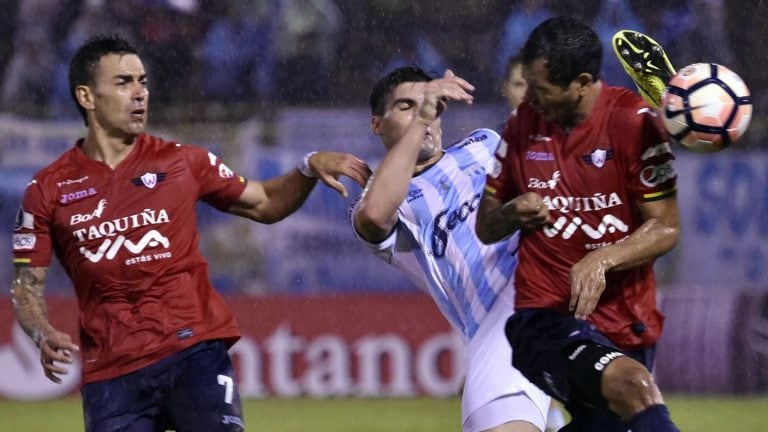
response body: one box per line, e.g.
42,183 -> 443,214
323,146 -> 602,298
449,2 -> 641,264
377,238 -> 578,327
628,404 -> 679,432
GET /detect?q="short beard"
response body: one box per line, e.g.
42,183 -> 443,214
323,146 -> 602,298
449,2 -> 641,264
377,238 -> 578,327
417,140 -> 440,161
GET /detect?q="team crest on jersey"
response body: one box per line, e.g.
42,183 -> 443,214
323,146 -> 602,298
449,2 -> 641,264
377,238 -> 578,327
580,149 -> 614,168
131,172 -> 167,189
464,163 -> 485,177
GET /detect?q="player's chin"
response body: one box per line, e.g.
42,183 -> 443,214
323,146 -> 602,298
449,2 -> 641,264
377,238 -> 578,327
127,122 -> 146,135
419,140 -> 440,158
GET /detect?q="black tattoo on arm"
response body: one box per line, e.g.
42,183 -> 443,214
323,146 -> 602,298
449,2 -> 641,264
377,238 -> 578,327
476,193 -> 520,244
10,267 -> 51,346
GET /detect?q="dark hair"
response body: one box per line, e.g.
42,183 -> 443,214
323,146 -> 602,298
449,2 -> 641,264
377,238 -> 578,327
503,54 -> 524,82
369,67 -> 434,116
68,34 -> 139,125
520,16 -> 602,88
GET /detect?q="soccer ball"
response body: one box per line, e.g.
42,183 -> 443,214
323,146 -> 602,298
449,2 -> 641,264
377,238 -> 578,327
660,63 -> 752,153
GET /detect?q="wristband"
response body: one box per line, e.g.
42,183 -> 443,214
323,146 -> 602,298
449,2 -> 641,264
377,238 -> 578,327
298,151 -> 318,178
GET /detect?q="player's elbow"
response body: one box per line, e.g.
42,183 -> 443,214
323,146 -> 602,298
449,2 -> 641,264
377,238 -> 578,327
356,205 -> 394,234
475,222 -> 494,244
354,205 -> 396,243
232,205 -> 287,225
658,224 -> 680,254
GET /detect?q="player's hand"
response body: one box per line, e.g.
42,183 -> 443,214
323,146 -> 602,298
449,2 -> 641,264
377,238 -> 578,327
569,251 -> 610,319
308,152 -> 372,198
417,70 -> 475,124
502,192 -> 552,231
38,328 -> 80,384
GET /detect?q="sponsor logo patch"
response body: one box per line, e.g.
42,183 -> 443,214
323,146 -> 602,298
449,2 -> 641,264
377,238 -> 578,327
457,132 -> 488,148
526,151 -> 555,161
528,134 -> 552,143
56,176 -> 89,187
406,188 -> 424,203
594,351 -> 625,371
70,199 -> 108,225
60,188 -> 97,204
567,344 -> 587,361
640,162 -> 676,187
13,234 -> 36,250
528,170 -> 561,190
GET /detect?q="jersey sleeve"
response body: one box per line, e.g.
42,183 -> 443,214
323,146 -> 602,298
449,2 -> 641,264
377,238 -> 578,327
485,115 -> 519,203
183,146 -> 248,211
625,108 -> 677,202
348,196 -> 399,263
12,179 -> 54,268
348,197 -> 430,293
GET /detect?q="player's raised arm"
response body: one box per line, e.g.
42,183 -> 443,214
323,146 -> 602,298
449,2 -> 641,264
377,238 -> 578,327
10,266 -> 79,384
354,70 -> 474,243
228,151 -> 370,224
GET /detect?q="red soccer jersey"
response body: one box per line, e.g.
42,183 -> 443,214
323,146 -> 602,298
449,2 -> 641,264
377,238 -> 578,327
12,134 -> 247,383
486,86 -> 676,349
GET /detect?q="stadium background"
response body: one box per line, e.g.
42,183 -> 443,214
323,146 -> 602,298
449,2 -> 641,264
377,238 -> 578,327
0,0 -> 767,430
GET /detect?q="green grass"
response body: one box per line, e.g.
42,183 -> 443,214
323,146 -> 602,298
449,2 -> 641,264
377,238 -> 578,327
0,395 -> 765,431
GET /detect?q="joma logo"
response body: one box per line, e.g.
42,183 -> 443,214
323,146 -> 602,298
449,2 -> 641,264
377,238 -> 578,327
60,188 -> 97,204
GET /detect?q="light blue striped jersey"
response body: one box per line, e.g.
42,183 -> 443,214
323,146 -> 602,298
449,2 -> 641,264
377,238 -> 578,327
352,129 -> 519,342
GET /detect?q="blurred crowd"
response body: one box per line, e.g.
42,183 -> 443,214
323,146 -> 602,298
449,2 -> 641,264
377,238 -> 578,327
0,0 -> 761,123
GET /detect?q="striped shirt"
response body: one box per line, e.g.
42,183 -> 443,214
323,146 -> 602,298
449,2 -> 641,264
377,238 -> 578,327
352,129 -> 519,342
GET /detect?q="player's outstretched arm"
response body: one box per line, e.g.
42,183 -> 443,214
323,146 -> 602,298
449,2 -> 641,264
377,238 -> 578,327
476,191 -> 552,244
228,152 -> 370,224
10,266 -> 79,384
569,196 -> 680,319
355,70 -> 474,243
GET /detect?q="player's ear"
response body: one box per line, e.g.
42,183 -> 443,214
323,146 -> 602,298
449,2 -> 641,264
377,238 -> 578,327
371,115 -> 383,136
575,73 -> 594,92
76,85 -> 95,111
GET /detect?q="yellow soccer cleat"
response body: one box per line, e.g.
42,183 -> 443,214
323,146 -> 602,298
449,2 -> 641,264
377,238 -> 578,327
612,30 -> 676,108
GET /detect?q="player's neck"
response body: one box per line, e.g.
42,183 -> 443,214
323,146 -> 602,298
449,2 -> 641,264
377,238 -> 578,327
82,128 -> 139,169
414,149 -> 444,175
573,80 -> 602,126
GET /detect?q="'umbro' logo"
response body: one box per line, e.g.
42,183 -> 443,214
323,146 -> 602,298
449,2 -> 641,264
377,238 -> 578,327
406,188 -> 424,203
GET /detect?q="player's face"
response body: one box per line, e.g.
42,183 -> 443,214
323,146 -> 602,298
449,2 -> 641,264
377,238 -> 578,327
373,81 -> 443,161
85,53 -> 148,137
523,59 -> 583,126
502,64 -> 527,111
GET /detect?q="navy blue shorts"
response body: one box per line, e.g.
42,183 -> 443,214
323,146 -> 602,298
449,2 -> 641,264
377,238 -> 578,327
505,308 -> 656,432
82,340 -> 244,432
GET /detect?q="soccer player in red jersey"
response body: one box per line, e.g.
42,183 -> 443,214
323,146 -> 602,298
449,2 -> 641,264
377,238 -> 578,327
475,17 -> 681,432
10,34 -> 370,432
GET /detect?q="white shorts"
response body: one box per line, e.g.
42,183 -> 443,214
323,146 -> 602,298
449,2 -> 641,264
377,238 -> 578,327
461,295 -> 549,432
463,392 -> 545,432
